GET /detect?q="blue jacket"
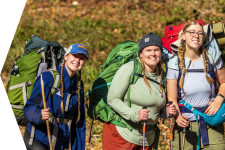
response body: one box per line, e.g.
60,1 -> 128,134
24,66 -> 85,150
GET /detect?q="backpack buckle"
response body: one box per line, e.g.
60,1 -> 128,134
36,47 -> 44,54
117,116 -> 121,122
58,118 -> 64,124
26,81 -> 32,86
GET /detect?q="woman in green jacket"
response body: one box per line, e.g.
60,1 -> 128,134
102,32 -> 176,150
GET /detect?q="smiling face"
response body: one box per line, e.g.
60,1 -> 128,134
64,53 -> 87,76
139,45 -> 162,73
182,24 -> 204,52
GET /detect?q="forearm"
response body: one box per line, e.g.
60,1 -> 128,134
217,83 -> 225,98
215,67 -> 225,102
166,79 -> 181,119
211,83 -> 225,105
172,100 -> 181,119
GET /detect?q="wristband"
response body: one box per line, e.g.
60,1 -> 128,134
217,94 -> 225,101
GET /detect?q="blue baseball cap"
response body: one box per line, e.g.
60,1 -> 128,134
65,44 -> 89,60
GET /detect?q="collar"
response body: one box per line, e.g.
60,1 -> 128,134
57,65 -> 77,91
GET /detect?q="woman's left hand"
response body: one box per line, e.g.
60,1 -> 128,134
166,103 -> 177,117
204,97 -> 223,116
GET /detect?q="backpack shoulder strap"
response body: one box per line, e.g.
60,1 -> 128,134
133,73 -> 165,89
127,58 -> 142,107
129,57 -> 142,85
47,69 -> 61,99
177,55 -> 217,101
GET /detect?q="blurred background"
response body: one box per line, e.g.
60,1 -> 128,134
1,0 -> 225,149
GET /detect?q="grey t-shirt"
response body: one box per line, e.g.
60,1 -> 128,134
166,57 -> 223,121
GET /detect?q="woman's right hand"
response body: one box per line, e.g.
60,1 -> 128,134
41,108 -> 50,121
166,103 -> 177,116
138,109 -> 150,121
175,114 -> 189,128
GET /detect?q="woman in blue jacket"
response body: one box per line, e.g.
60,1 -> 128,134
23,44 -> 88,150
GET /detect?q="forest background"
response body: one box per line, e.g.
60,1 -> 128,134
1,0 -> 225,149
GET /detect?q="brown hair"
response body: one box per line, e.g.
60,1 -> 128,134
140,58 -> 163,95
60,57 -> 82,123
76,70 -> 81,123
178,21 -> 214,89
60,59 -> 65,114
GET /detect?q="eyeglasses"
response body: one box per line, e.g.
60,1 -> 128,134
185,30 -> 204,38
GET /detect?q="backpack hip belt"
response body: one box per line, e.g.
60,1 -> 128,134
179,104 -> 209,146
125,119 -> 157,131
135,124 -> 157,132
29,116 -> 73,150
49,116 -> 73,150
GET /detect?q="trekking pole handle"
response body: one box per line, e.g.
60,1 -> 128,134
183,127 -> 187,133
142,107 -> 147,123
168,101 -> 173,118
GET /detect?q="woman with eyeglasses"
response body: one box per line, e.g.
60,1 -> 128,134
166,21 -> 225,149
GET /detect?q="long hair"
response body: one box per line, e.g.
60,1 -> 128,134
157,60 -> 164,95
60,59 -> 65,114
76,70 -> 81,123
139,58 -> 164,95
178,21 -> 214,89
60,58 -> 82,123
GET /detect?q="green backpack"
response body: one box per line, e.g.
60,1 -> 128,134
87,40 -> 142,129
87,40 -> 163,149
7,35 -> 65,126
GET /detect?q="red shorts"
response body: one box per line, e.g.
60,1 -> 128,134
102,123 -> 153,150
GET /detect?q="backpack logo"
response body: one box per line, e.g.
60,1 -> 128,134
56,91 -> 62,96
222,113 -> 225,117
145,38 -> 149,42
78,45 -> 86,50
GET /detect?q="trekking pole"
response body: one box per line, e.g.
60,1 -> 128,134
182,127 -> 187,150
168,101 -> 173,150
142,106 -> 147,150
41,74 -> 53,150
